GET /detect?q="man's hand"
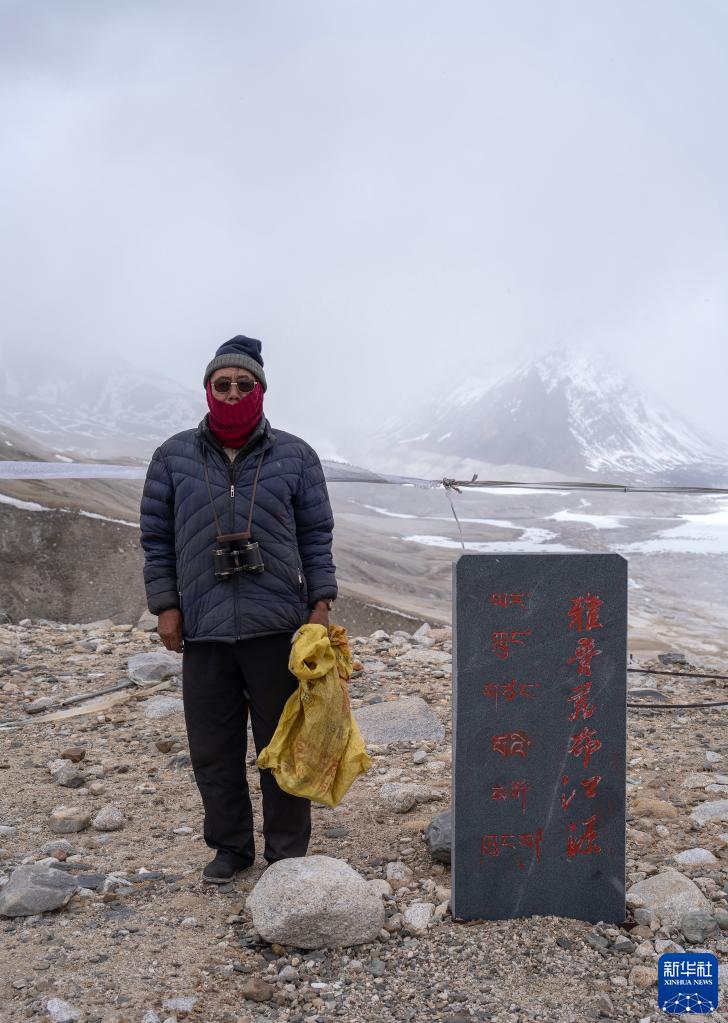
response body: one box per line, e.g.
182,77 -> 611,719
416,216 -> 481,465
307,601 -> 330,629
158,608 -> 184,652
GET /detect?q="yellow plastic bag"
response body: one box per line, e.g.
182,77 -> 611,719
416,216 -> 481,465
256,624 -> 372,807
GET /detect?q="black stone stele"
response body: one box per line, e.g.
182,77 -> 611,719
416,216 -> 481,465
452,554 -> 627,923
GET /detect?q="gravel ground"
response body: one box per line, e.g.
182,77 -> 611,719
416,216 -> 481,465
0,618 -> 726,1023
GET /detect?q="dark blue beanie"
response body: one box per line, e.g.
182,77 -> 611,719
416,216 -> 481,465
203,335 -> 267,391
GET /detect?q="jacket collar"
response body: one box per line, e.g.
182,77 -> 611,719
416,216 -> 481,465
197,414 -> 275,460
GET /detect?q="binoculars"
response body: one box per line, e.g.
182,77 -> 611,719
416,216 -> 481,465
212,532 -> 264,579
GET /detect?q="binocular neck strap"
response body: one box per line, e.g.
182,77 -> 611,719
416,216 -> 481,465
203,449 -> 266,540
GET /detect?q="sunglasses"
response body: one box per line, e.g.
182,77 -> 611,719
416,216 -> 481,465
212,377 -> 257,395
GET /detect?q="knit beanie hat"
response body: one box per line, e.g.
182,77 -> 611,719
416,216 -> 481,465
203,335 -> 267,392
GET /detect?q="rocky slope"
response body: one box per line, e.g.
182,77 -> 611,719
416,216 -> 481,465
0,619 -> 727,1023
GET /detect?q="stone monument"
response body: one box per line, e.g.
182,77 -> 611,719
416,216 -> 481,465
452,553 -> 627,923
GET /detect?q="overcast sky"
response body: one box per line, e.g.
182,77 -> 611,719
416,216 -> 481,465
1,0 -> 727,452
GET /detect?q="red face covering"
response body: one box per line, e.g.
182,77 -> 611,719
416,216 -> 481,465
205,379 -> 264,447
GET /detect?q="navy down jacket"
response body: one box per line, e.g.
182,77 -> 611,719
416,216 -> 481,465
139,417 -> 337,642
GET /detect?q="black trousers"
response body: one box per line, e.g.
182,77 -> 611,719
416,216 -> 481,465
182,632 -> 311,864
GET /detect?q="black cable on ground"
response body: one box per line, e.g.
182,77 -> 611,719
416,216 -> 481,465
627,700 -> 728,710
627,667 -> 728,681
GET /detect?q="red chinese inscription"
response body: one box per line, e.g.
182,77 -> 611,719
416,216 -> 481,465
566,814 -> 602,858
566,636 -> 602,677
561,773 -> 602,809
567,593 -> 603,632
568,726 -> 602,769
581,774 -> 602,798
567,680 -> 596,720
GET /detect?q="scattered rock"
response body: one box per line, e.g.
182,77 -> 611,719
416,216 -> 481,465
658,652 -> 688,666
49,807 -> 90,834
611,936 -> 636,953
59,747 -> 86,763
40,839 -> 73,857
136,610 -> 159,632
675,848 -> 719,868
0,864 -> 79,917
0,629 -> 19,665
596,992 -> 614,1016
162,996 -> 197,1013
378,782 -> 439,813
631,796 -> 678,819
92,805 -> 125,832
679,909 -> 719,943
46,998 -> 81,1023
627,868 -> 712,928
246,855 -> 385,948
142,695 -> 184,720
385,861 -> 413,885
354,696 -> 445,744
240,977 -> 274,1002
628,965 -> 657,990
53,763 -> 86,789
403,901 -> 435,932
425,808 -> 451,863
690,799 -> 728,827
324,826 -> 350,839
128,650 -> 183,684
397,648 -> 451,666
24,696 -> 55,715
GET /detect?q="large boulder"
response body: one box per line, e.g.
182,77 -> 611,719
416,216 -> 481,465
0,864 -> 78,917
627,868 -> 712,928
246,855 -> 385,948
425,808 -> 452,863
354,696 -> 445,744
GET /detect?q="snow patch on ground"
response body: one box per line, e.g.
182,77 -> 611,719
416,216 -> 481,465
614,500 -> 728,555
403,532 -> 580,553
548,508 -> 628,529
0,492 -> 138,528
0,492 -> 49,512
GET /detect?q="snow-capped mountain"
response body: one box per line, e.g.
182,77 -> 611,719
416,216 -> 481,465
0,349 -> 204,459
371,349 -> 728,484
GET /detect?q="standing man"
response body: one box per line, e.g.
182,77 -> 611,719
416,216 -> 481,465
140,335 -> 337,883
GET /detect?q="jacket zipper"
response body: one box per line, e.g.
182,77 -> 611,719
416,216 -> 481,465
204,434 -> 270,640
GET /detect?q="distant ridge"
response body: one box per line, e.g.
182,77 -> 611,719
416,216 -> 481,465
0,348 -> 203,459
372,348 -> 728,485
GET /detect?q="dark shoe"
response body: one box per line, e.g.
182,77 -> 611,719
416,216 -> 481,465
202,852 -> 252,885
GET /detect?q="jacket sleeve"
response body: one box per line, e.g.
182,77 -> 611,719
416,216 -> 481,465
139,447 -> 180,614
293,445 -> 337,606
